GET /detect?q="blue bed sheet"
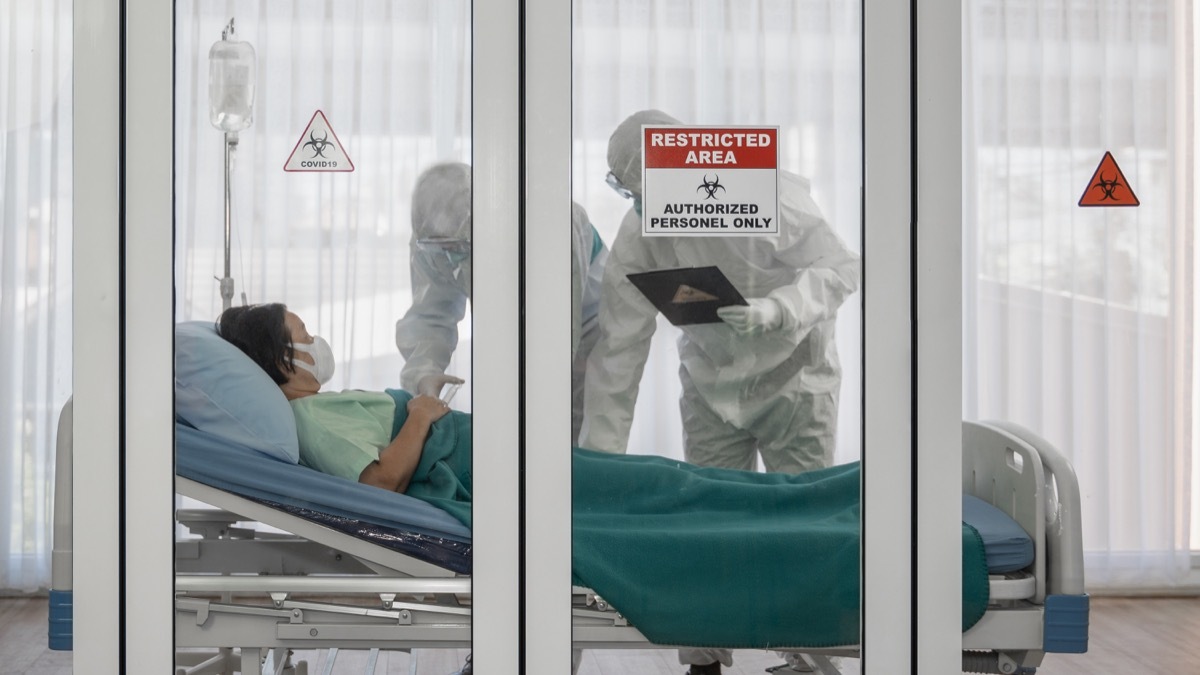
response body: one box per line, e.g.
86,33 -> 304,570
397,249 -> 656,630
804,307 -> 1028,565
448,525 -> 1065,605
175,423 -> 472,573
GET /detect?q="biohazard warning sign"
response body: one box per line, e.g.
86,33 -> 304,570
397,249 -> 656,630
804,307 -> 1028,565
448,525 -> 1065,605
1078,151 -> 1138,207
284,110 -> 355,172
641,126 -> 779,236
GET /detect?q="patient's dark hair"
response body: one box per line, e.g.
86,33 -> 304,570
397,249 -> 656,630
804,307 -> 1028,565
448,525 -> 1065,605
216,303 -> 296,385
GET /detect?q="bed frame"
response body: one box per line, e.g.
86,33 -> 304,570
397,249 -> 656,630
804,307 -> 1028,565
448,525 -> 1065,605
49,412 -> 1087,674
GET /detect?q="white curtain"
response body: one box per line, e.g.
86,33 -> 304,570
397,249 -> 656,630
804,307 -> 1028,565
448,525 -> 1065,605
572,0 -> 863,463
178,0 -> 863,461
963,0 -> 1196,590
175,0 -> 472,400
0,0 -> 73,593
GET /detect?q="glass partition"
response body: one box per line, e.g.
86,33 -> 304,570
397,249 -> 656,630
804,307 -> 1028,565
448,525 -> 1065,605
962,1 -> 1192,670
173,3 -> 474,672
570,1 -> 863,671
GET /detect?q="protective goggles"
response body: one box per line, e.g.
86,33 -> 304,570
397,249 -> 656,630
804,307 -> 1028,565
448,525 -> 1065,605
605,171 -> 635,200
415,237 -> 471,267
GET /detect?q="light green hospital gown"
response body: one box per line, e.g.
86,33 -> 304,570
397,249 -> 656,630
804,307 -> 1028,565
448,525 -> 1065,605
289,388 -> 474,525
290,390 -> 396,482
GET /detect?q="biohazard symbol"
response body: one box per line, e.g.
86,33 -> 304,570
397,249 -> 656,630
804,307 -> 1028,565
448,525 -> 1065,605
302,130 -> 333,158
1079,152 -> 1139,207
1090,173 -> 1123,201
283,110 -> 355,172
696,174 -> 726,200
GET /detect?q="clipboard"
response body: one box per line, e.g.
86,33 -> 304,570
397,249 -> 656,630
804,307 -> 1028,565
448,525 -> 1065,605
626,266 -> 748,326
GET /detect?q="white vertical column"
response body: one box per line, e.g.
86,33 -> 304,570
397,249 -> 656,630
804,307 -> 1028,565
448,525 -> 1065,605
72,0 -> 122,670
472,0 -> 522,672
916,0 -> 963,671
123,0 -> 175,672
522,0 -> 573,673
862,0 -> 913,671
1179,0 -> 1198,551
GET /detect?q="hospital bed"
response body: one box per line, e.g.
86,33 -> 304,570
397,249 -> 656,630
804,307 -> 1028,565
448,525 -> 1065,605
46,324 -> 1088,675
49,414 -> 1088,675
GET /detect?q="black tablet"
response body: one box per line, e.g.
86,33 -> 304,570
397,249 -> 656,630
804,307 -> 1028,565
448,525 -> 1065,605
626,266 -> 748,326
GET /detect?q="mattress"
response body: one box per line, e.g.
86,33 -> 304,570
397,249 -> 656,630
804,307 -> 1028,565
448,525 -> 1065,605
963,494 -> 1035,573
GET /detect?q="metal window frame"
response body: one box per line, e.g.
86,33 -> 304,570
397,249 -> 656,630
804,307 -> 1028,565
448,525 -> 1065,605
106,0 -> 524,672
523,1 -> 962,673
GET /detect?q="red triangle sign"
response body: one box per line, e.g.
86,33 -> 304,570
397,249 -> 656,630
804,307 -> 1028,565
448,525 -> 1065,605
1078,151 -> 1138,207
284,110 -> 355,172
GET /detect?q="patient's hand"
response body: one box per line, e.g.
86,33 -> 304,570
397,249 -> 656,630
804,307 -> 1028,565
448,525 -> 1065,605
407,394 -> 451,425
363,394 -> 451,494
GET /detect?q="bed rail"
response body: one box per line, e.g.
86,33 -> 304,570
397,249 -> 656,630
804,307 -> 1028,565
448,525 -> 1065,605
985,421 -> 1085,597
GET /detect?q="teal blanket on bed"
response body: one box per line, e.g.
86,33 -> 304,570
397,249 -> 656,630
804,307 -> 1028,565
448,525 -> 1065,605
387,390 -> 990,648
571,448 -> 989,648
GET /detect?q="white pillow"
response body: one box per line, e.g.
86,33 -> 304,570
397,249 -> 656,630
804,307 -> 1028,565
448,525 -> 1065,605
175,321 -> 300,463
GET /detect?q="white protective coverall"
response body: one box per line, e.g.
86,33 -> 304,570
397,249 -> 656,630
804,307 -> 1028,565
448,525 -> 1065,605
397,162 -> 473,396
580,110 -> 861,475
581,110 -> 859,670
396,163 -> 608,441
571,203 -> 611,442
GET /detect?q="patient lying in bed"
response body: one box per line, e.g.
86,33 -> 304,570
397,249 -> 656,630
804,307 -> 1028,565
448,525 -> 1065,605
209,303 -> 993,650
217,303 -> 456,493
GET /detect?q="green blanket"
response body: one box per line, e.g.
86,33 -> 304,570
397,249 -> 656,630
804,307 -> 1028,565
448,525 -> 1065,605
572,449 -> 989,648
386,390 -> 474,526
387,390 -> 990,648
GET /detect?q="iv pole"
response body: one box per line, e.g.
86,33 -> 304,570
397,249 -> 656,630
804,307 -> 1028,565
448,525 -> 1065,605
220,126 -> 237,311
210,17 -> 255,311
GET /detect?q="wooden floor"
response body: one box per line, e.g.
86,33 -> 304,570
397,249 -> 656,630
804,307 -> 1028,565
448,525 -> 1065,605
3,596 -> 1198,674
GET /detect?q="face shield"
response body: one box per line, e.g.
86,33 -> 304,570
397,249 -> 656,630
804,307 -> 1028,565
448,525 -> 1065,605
606,109 -> 683,200
412,162 -> 472,239
410,162 -> 472,283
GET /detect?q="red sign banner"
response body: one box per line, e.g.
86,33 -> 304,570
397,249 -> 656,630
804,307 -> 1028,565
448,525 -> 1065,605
644,127 -> 778,170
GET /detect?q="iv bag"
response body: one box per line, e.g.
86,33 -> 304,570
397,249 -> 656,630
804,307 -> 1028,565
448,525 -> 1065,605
208,36 -> 256,132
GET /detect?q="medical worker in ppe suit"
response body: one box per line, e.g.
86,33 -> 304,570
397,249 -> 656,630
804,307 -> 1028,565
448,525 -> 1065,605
579,110 -> 860,674
396,162 -> 609,443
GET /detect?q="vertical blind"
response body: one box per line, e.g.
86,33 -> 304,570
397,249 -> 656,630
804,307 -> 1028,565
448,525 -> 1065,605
0,0 -> 73,592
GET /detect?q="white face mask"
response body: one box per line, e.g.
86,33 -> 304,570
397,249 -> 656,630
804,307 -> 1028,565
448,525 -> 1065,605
293,335 -> 336,385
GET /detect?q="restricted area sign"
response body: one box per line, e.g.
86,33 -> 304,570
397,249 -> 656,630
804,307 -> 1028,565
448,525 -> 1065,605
642,125 -> 779,237
284,110 -> 355,172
